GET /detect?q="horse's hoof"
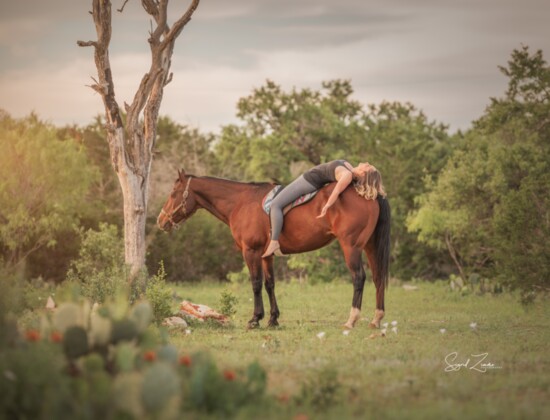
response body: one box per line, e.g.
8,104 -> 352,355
247,320 -> 260,329
267,319 -> 279,328
368,322 -> 379,329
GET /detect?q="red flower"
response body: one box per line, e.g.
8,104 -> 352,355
143,351 -> 157,362
223,369 -> 236,381
293,415 -> 309,420
25,330 -> 40,342
50,331 -> 63,343
179,355 -> 192,367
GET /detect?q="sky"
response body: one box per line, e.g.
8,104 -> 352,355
0,0 -> 549,134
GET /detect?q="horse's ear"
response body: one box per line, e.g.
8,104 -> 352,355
178,168 -> 186,181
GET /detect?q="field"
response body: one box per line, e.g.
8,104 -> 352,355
171,280 -> 550,419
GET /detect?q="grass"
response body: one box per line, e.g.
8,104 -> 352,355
170,280 -> 550,419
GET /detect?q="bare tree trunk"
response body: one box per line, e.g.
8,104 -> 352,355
78,0 -> 201,280
445,232 -> 467,284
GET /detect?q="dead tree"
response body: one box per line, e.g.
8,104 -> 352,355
78,0 -> 200,281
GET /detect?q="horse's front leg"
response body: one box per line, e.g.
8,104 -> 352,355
262,256 -> 280,327
243,248 -> 264,329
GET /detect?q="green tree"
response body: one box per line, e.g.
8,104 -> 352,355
362,102 -> 455,279
408,46 -> 550,300
215,79 -> 365,182
0,113 -> 96,273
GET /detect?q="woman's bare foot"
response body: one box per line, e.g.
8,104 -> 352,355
262,240 -> 283,258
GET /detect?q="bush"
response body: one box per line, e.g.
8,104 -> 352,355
66,223 -> 126,304
145,262 -> 175,324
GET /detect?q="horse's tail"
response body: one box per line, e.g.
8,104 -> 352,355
374,195 -> 391,289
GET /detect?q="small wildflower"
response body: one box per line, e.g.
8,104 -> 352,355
469,322 -> 477,330
391,320 -> 398,326
277,393 -> 290,404
440,328 -> 446,334
382,322 -> 389,328
294,414 -> 309,420
342,330 -> 350,336
143,351 -> 156,362
223,369 -> 236,381
391,326 -> 398,334
50,331 -> 63,343
185,329 -> 192,335
25,330 -> 40,342
381,328 -> 387,335
316,332 -> 326,339
179,355 -> 192,367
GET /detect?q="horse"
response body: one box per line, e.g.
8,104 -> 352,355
157,170 -> 391,330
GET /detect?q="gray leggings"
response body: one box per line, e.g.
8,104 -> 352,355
269,175 -> 318,240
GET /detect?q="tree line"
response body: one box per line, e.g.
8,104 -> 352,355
0,46 -> 548,302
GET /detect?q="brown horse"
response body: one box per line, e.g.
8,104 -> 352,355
157,170 -> 390,330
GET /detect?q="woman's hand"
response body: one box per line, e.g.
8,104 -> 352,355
317,204 -> 330,218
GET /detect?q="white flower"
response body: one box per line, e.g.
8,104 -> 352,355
440,328 -> 447,334
469,322 -> 477,330
391,326 -> 398,334
316,332 -> 326,339
381,328 -> 387,335
382,322 -> 389,328
391,321 -> 398,326
185,329 -> 192,335
342,330 -> 350,336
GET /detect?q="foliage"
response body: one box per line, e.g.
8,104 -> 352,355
218,289 -> 238,317
361,101 -> 456,279
408,46 -> 550,301
145,261 -> 175,323
215,79 -> 365,182
296,367 -> 342,411
0,290 -> 271,419
288,242 -> 349,284
0,113 -> 96,272
66,223 -> 126,304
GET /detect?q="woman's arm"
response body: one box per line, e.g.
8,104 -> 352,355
316,169 -> 353,218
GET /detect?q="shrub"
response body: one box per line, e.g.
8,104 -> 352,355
219,289 -> 238,317
145,261 -> 175,324
66,223 -> 126,304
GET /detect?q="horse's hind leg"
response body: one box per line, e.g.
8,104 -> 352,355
262,256 -> 280,327
340,244 -> 366,329
365,242 -> 385,329
243,248 -> 264,329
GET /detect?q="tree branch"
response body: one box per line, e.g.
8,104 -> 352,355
160,0 -> 200,50
117,0 -> 130,12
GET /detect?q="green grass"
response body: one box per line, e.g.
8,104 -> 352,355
170,280 -> 550,419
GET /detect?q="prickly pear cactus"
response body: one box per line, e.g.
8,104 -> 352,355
111,319 -> 138,343
89,313 -> 112,347
157,344 -> 179,364
112,372 -> 144,418
141,362 -> 181,414
53,303 -> 82,333
113,342 -> 138,373
63,325 -> 89,359
129,301 -> 153,333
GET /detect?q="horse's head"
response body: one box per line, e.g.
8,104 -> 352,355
157,169 -> 197,232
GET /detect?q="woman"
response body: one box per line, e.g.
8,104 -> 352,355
262,159 -> 385,258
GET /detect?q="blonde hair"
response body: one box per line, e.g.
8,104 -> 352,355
354,168 -> 386,200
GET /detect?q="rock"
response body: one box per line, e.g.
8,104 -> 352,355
163,316 -> 188,329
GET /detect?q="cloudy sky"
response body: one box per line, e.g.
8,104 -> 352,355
0,0 -> 548,133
